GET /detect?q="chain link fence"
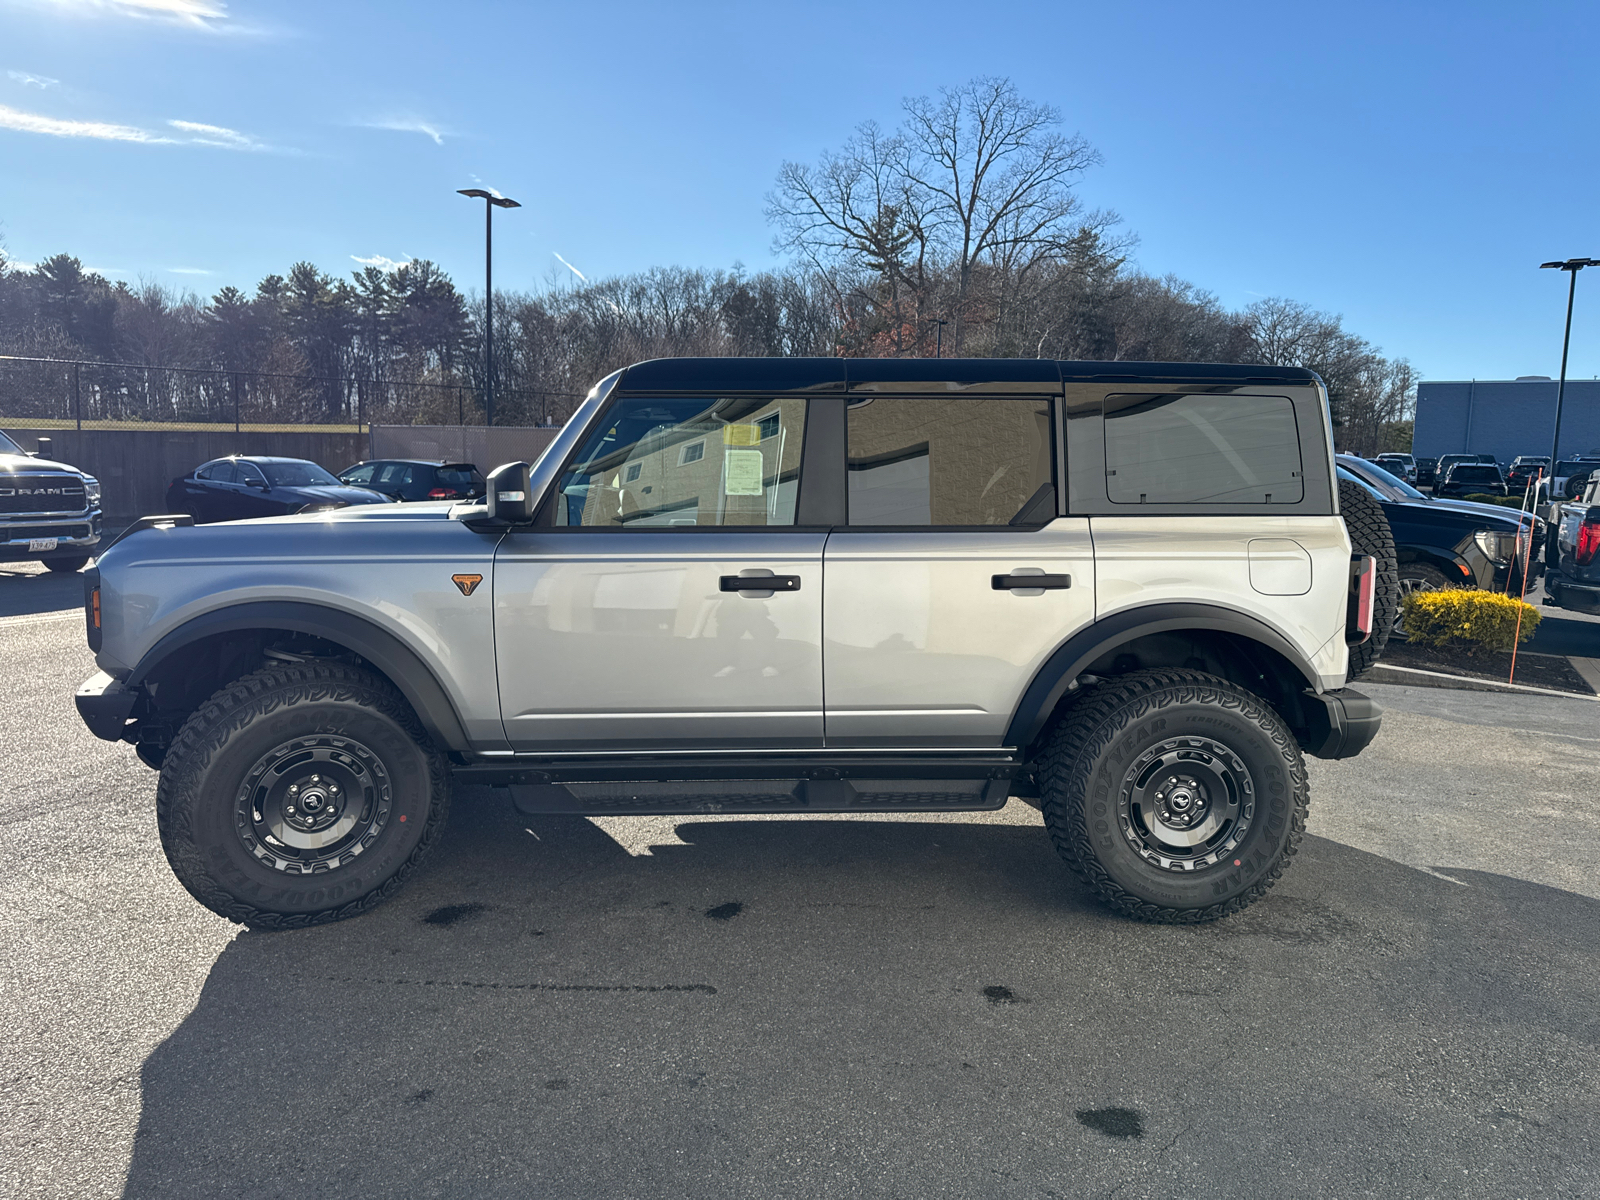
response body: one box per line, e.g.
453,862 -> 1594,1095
0,355 -> 585,432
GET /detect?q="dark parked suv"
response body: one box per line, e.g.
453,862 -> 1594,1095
339,459 -> 486,502
1435,461 -> 1509,499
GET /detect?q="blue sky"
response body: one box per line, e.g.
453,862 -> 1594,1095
1,0 -> 1596,383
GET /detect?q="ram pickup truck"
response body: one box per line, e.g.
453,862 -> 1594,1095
1546,477 -> 1600,611
75,358 -> 1386,929
0,429 -> 103,571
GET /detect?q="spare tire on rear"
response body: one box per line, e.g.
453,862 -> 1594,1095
1339,477 -> 1398,678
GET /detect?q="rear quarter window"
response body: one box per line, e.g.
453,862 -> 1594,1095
1103,393 -> 1303,504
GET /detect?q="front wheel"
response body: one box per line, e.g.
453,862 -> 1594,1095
1038,670 -> 1309,923
156,662 -> 450,929
43,555 -> 91,573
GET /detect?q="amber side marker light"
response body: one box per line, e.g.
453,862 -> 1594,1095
92,586 -> 101,629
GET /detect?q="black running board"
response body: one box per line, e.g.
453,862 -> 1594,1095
499,777 -> 1011,816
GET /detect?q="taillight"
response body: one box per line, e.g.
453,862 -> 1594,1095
428,488 -> 458,500
1346,554 -> 1376,645
1576,513 -> 1600,566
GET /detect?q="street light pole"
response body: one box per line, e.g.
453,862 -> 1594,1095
1540,257 -> 1599,470
458,188 -> 521,427
925,318 -> 948,358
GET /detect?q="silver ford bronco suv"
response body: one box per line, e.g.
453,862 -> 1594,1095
75,358 -> 1386,928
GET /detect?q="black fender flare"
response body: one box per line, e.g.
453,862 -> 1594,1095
128,601 -> 471,752
1004,602 -> 1324,749
1395,542 -> 1481,588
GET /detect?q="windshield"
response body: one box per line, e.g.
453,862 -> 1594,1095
1340,456 -> 1423,501
1336,465 -> 1384,502
261,460 -> 341,488
0,429 -> 24,455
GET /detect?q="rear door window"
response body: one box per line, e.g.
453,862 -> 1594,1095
845,396 -> 1054,526
1103,393 -> 1303,504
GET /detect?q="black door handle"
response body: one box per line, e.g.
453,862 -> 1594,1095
721,574 -> 802,592
992,573 -> 1071,590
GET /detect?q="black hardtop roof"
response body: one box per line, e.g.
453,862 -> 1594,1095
614,356 -> 1321,393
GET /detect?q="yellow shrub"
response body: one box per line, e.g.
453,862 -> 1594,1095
1400,588 -> 1541,654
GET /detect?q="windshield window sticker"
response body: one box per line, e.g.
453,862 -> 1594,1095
723,423 -> 761,447
724,449 -> 765,496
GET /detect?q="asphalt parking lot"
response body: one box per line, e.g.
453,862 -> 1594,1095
4,562 -> 1600,1199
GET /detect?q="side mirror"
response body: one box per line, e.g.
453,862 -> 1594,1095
485,461 -> 533,523
36,437 -> 53,459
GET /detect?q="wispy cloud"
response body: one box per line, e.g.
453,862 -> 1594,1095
351,253 -> 412,272
167,266 -> 211,275
167,118 -> 264,150
7,70 -> 60,88
0,102 -> 175,142
361,116 -> 447,145
467,174 -> 507,199
20,0 -> 238,31
0,102 -> 277,149
553,252 -> 587,283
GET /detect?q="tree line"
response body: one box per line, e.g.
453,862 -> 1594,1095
0,77 -> 1413,450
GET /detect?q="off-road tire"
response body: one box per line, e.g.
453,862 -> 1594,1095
43,555 -> 90,573
1339,478 -> 1397,677
156,662 -> 450,929
1038,669 -> 1308,924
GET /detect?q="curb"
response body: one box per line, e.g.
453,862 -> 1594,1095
1364,662 -> 1600,701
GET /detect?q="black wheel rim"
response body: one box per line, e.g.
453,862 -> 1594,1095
1118,736 -> 1255,872
234,735 -> 393,875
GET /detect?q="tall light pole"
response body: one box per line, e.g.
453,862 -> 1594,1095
1540,257 -> 1599,469
458,188 -> 521,427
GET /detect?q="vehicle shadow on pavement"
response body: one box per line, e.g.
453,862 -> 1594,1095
0,563 -> 87,619
121,791 -> 1600,1200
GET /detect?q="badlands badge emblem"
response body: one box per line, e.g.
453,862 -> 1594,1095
451,573 -> 483,597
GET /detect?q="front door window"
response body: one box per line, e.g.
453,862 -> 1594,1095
556,396 -> 806,528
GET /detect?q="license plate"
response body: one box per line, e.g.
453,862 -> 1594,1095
29,538 -> 58,552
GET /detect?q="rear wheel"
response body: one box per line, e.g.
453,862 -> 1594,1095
156,662 -> 450,929
1038,669 -> 1308,924
1338,478 -> 1397,677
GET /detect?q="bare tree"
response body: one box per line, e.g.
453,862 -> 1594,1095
902,77 -> 1110,351
769,77 -> 1115,355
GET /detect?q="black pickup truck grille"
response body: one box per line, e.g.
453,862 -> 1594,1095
3,524 -> 92,542
0,474 -> 86,514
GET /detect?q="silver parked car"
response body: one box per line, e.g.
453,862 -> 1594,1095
76,358 -> 1385,929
